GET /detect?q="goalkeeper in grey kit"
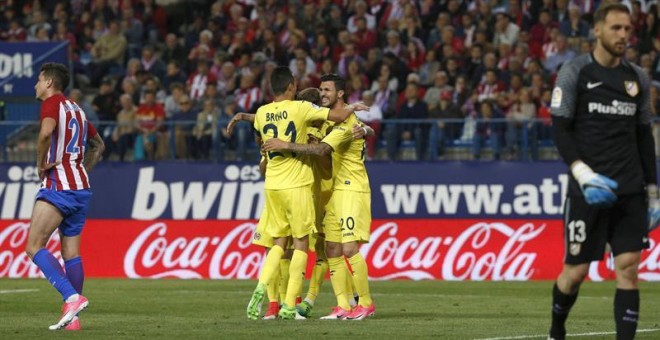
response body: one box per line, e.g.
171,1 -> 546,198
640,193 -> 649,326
548,3 -> 659,340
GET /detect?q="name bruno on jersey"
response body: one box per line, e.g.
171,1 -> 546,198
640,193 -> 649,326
266,111 -> 288,122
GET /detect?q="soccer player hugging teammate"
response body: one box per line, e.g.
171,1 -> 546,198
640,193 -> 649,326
262,73 -> 375,320
246,67 -> 367,320
549,3 -> 659,340
25,62 -> 105,330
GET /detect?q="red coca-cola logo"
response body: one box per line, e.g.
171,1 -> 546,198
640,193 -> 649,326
123,222 -> 264,279
0,222 -> 61,278
363,221 -> 547,281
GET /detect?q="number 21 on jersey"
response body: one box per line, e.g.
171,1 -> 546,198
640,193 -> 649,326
263,121 -> 297,159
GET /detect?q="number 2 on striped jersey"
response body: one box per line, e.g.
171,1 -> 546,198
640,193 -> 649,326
65,117 -> 87,155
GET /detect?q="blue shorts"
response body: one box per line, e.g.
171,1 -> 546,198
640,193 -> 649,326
36,188 -> 92,237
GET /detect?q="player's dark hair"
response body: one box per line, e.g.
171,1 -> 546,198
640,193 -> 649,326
270,66 -> 294,95
320,73 -> 346,92
296,87 -> 321,105
40,62 -> 69,91
593,2 -> 630,25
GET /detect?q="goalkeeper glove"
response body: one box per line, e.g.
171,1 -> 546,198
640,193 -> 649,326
647,184 -> 660,232
571,161 -> 618,207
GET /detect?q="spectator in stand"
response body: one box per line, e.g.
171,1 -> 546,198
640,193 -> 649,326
424,71 -> 454,111
163,61 -> 187,92
373,74 -> 397,119
171,94 -> 199,159
191,99 -> 219,160
405,39 -> 426,72
427,12 -> 450,50
120,77 -> 141,107
472,100 -> 504,160
529,9 -> 558,58
385,82 -> 429,161
218,96 -> 248,161
493,12 -> 520,46
188,30 -> 216,63
140,45 -> 166,81
355,90 -> 383,160
544,34 -> 576,73
216,61 -> 239,97
348,0 -> 377,33
476,69 -> 506,103
233,73 -> 262,113
140,77 -> 166,105
121,7 -> 144,60
164,83 -> 185,119
27,10 -> 51,39
88,20 -> 127,87
105,94 -> 136,162
187,60 -> 217,102
430,89 -> 464,159
69,89 -> 100,127
134,90 -> 165,161
2,19 -> 27,41
418,49 -> 441,87
350,16 -> 378,55
162,33 -> 187,70
560,4 -> 590,39
383,30 -> 405,60
92,79 -> 120,132
505,87 -> 537,160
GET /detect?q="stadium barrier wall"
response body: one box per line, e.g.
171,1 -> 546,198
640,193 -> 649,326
0,162 -> 658,281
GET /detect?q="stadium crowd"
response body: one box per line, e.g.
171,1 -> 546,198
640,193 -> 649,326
2,0 -> 660,161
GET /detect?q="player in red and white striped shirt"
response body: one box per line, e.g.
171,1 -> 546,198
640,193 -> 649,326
25,63 -> 105,331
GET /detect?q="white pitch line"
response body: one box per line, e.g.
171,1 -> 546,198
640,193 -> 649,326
475,328 -> 660,340
0,289 -> 39,294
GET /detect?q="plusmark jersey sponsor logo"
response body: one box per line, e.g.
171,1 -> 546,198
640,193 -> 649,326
588,100 -> 636,116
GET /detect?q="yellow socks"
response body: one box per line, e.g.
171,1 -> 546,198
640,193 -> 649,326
278,258 -> 291,303
328,256 -> 351,310
285,250 -> 307,308
348,253 -> 373,307
266,266 -> 280,303
257,245 -> 284,286
305,258 -> 328,304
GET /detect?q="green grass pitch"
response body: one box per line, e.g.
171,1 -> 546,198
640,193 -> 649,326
1,279 -> 659,339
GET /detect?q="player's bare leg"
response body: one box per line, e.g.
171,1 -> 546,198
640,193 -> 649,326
26,201 -> 88,330
549,263 -> 588,340
613,251 -> 642,339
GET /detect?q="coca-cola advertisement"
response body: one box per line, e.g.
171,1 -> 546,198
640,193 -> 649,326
2,219 -> 659,281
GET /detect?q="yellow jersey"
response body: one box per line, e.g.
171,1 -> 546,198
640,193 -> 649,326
254,100 -> 329,190
321,113 -> 371,193
310,120 -> 335,202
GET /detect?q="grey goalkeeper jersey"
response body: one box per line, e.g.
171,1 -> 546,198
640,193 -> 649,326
550,53 -> 652,196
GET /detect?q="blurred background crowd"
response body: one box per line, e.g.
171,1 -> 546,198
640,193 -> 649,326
2,0 -> 660,162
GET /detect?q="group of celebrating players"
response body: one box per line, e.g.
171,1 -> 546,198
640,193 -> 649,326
229,67 -> 376,320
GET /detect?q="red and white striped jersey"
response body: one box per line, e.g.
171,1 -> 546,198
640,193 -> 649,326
40,93 -> 98,191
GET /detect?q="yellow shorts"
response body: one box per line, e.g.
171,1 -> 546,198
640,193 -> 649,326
323,190 -> 371,244
252,206 -> 274,248
265,185 -> 316,239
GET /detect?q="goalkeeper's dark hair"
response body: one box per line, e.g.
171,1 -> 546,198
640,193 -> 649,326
270,66 -> 294,96
593,2 -> 630,26
40,62 -> 69,91
296,87 -> 321,105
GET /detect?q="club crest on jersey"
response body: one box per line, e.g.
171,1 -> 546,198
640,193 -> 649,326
569,243 -> 581,256
624,81 -> 639,97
